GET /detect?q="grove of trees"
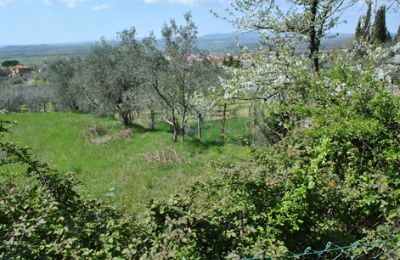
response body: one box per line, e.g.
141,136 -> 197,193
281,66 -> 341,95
44,13 -> 220,142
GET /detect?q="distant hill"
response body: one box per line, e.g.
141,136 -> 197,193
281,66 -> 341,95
0,42 -> 93,59
196,32 -> 260,53
0,32 -> 354,62
198,32 -> 354,52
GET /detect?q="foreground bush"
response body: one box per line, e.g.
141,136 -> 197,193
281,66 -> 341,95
0,121 -> 147,258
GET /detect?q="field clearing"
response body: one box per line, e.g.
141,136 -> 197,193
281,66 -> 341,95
1,112 -> 250,213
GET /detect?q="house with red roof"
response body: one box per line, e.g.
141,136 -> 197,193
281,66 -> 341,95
10,64 -> 33,77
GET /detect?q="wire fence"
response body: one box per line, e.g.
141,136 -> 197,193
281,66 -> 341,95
228,237 -> 400,259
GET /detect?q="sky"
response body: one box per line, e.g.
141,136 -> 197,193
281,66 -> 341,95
0,0 -> 399,45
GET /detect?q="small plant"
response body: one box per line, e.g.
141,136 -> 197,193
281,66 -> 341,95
142,148 -> 183,165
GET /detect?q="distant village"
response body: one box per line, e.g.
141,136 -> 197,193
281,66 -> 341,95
0,52 -> 254,81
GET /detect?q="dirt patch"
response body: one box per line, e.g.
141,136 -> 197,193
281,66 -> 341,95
118,129 -> 134,139
83,124 -> 134,145
86,124 -> 108,136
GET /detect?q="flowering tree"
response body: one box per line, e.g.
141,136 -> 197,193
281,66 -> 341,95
191,91 -> 215,139
219,0 -> 356,71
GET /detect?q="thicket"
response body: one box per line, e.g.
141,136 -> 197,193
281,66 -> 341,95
1,48 -> 399,258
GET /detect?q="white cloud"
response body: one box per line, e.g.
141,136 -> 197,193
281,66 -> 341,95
64,0 -> 86,8
41,0 -> 88,8
92,3 -> 111,10
0,0 -> 14,7
144,0 -> 225,6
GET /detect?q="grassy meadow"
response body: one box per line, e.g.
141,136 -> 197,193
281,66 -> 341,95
1,112 -> 250,213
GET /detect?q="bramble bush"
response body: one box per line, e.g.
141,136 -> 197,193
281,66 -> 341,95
135,57 -> 400,258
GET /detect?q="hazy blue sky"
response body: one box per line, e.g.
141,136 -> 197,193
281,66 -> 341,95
0,0 -> 399,45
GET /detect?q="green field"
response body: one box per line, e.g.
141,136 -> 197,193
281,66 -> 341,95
1,112 -> 249,213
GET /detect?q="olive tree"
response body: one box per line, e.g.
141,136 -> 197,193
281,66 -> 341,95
73,29 -> 146,126
47,57 -> 80,111
141,34 -> 169,130
161,12 -> 198,141
151,12 -> 220,142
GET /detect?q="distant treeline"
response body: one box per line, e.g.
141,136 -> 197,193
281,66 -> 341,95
0,32 -> 356,61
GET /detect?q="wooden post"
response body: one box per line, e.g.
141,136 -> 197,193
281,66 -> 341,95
197,114 -> 203,140
220,103 -> 227,143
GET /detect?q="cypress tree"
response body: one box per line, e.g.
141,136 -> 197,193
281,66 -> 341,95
396,25 -> 400,42
355,17 -> 363,41
362,3 -> 372,41
372,5 -> 389,44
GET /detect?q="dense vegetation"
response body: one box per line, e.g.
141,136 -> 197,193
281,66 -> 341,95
1,0 -> 400,258
2,45 -> 400,257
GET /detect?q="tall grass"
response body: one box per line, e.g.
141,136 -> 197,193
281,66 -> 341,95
1,112 -> 249,213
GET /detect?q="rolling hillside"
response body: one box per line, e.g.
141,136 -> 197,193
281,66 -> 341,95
0,32 -> 355,62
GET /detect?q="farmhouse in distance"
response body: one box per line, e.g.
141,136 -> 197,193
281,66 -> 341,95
10,64 -> 33,77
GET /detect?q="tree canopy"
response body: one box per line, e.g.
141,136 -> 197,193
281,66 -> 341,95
1,60 -> 19,67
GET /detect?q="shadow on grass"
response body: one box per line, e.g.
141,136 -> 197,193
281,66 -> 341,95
126,122 -> 173,135
127,123 -> 148,134
186,138 -> 224,151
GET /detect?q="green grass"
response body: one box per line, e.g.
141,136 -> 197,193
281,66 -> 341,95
1,112 -> 250,213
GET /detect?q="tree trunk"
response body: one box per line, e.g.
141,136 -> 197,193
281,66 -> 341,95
220,103 -> 227,143
172,109 -> 178,143
121,111 -> 131,127
180,125 -> 185,142
150,109 -> 156,130
180,108 -> 187,142
309,0 -> 320,72
197,114 -> 203,140
42,99 -> 46,112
